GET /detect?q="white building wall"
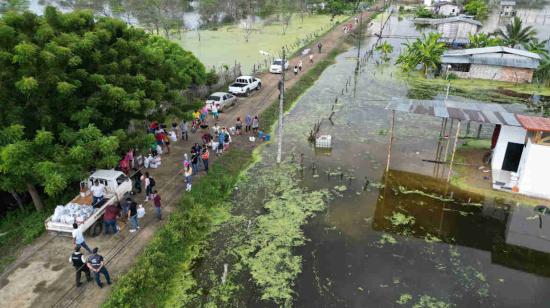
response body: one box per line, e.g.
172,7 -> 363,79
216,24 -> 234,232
438,4 -> 460,16
492,125 -> 527,171
437,22 -> 479,41
518,141 -> 550,199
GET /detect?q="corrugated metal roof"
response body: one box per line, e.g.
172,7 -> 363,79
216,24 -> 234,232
444,47 -> 541,59
500,1 -> 516,6
442,47 -> 541,69
385,100 -> 522,126
413,17 -> 482,26
430,16 -> 483,26
516,114 -> 550,132
442,53 -> 540,69
434,1 -> 459,8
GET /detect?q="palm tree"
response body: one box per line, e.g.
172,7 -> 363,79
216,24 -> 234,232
396,33 -> 446,77
535,54 -> 550,86
494,17 -> 537,48
375,41 -> 394,62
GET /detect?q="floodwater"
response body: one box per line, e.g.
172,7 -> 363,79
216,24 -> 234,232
236,11 -> 550,307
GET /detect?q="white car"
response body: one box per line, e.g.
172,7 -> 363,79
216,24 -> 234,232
205,92 -> 236,111
269,59 -> 289,74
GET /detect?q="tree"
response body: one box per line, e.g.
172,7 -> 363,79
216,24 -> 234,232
494,16 -> 537,48
396,33 -> 447,77
375,41 -> 394,62
464,0 -> 488,20
468,33 -> 503,48
0,8 -> 206,210
524,38 -> 549,56
535,54 -> 550,86
326,0 -> 347,19
413,5 -> 435,18
0,0 -> 29,13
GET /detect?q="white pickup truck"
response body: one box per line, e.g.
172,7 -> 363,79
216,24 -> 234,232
45,170 -> 132,236
228,76 -> 262,96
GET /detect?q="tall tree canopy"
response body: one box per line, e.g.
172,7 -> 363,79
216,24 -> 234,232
0,8 -> 206,210
396,33 -> 447,77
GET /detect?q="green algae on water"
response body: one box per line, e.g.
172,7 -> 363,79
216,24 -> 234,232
396,293 -> 413,305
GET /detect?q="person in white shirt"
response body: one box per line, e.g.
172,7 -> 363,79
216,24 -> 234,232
72,223 -> 92,253
90,180 -> 105,206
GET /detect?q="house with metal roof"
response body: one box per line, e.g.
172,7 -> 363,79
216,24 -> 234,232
441,47 -> 542,83
414,16 -> 482,45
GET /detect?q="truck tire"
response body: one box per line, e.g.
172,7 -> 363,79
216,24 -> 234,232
257,83 -> 262,90
245,89 -> 250,97
90,221 -> 103,237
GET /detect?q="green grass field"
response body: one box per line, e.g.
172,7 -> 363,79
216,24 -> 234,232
177,15 -> 343,74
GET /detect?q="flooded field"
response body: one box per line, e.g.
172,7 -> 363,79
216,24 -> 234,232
227,12 -> 550,307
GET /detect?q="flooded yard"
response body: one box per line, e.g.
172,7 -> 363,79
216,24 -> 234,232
229,11 -> 550,307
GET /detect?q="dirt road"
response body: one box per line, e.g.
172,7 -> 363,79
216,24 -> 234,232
0,7 -> 381,307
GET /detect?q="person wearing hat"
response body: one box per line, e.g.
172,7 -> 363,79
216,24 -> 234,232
69,245 -> 92,287
87,247 -> 111,288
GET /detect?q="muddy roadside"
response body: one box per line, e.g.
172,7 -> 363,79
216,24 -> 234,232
0,6 -> 383,307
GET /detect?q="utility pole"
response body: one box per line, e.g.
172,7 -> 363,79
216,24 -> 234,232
276,48 -> 286,164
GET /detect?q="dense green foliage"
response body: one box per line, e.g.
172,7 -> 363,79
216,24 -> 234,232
0,8 -> 206,211
468,33 -> 503,48
413,5 -> 435,18
494,16 -> 537,48
396,33 -> 446,77
535,54 -> 550,86
464,0 -> 488,20
524,38 -> 549,55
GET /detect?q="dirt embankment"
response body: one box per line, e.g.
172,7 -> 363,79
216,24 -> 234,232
0,7 -> 382,307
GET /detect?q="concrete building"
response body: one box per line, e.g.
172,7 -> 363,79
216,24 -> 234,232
500,0 -> 517,17
491,115 -> 550,200
441,47 -> 541,83
433,1 -> 461,16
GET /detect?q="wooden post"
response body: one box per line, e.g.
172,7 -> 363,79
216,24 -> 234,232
443,118 -> 454,162
447,121 -> 461,183
466,121 -> 470,137
385,110 -> 396,173
476,124 -> 482,138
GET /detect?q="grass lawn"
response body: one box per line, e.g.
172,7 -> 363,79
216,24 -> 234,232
177,14 -> 345,74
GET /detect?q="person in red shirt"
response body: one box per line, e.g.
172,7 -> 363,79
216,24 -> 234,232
153,191 -> 162,220
103,203 -> 119,234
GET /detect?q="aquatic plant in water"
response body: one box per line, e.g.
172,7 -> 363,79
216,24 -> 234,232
412,295 -> 453,308
390,212 -> 416,226
234,162 -> 329,306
